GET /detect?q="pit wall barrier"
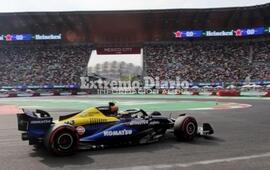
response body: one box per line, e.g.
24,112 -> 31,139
1,89 -> 270,98
217,90 -> 241,96
0,91 -> 88,98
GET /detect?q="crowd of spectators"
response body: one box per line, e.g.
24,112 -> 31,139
144,40 -> 270,83
0,40 -> 269,86
0,45 -> 91,86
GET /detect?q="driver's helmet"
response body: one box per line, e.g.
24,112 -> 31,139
109,102 -> 119,114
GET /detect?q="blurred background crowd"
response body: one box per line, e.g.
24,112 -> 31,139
144,40 -> 270,83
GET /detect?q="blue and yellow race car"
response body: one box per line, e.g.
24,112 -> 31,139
17,102 -> 214,155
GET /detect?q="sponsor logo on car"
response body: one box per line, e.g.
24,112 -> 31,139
149,121 -> 160,125
103,129 -> 133,136
76,126 -> 86,135
30,119 -> 51,124
129,120 -> 148,126
64,120 -> 75,125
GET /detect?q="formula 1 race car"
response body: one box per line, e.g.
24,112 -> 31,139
17,102 -> 214,155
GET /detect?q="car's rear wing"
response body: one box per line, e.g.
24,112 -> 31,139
17,109 -> 53,132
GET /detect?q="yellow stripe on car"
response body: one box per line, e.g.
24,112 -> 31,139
57,107 -> 119,126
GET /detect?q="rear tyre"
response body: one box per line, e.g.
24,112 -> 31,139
174,115 -> 197,141
45,125 -> 79,156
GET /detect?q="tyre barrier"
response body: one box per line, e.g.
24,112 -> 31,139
264,90 -> 270,97
71,91 -> 78,95
53,91 -> 61,96
86,90 -> 92,94
162,90 -> 168,95
217,90 -> 241,96
0,91 -> 86,98
192,91 -> 200,95
210,91 -> 217,96
8,92 -> 18,97
1,89 -> 269,98
175,90 -> 182,95
32,92 -> 41,97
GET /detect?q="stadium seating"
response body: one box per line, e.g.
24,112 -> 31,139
0,40 -> 269,90
0,45 -> 91,86
144,40 -> 270,83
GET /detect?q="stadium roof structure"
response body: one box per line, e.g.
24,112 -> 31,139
0,3 -> 269,45
1,0 -> 270,12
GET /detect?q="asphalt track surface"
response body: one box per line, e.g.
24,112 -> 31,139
0,95 -> 270,170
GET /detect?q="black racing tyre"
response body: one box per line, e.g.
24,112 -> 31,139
45,125 -> 79,156
174,116 -> 197,141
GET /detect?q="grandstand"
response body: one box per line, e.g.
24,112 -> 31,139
144,41 -> 270,82
0,3 -> 269,88
0,45 -> 91,86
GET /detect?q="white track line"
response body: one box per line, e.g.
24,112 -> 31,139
97,152 -> 270,170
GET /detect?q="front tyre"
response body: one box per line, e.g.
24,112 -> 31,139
45,125 -> 79,156
174,115 -> 197,141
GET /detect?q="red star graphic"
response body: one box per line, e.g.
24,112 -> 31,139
174,31 -> 182,38
234,29 -> 242,36
5,34 -> 12,41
